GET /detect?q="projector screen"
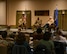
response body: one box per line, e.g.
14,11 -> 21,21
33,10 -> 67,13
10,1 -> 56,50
0,1 -> 6,25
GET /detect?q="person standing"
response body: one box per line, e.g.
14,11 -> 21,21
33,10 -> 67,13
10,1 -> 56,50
18,14 -> 26,29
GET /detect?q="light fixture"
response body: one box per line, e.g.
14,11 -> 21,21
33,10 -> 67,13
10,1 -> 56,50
62,10 -> 65,15
22,11 -> 25,14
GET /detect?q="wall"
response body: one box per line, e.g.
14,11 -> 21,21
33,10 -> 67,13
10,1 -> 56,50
7,0 -> 67,26
0,1 -> 6,25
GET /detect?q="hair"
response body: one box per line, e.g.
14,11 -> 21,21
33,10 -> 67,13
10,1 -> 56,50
16,32 -> 26,45
1,31 -> 7,39
43,32 -> 52,41
36,28 -> 42,34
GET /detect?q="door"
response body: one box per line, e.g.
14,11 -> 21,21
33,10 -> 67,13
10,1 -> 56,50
58,10 -> 67,30
16,10 -> 31,28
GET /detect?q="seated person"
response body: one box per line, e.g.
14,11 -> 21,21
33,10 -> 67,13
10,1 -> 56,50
0,31 -> 8,46
47,16 -> 54,26
39,32 -> 55,54
33,28 -> 43,40
43,16 -> 54,29
34,17 -> 42,28
13,32 -> 32,54
6,25 -> 13,37
53,30 -> 67,43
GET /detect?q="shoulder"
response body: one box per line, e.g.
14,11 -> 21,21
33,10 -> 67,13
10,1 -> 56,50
49,40 -> 54,44
49,40 -> 55,47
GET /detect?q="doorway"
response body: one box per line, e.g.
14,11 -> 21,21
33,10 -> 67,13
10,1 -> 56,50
16,10 -> 31,28
58,10 -> 67,30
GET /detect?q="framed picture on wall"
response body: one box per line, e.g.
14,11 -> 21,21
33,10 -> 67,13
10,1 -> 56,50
35,10 -> 49,16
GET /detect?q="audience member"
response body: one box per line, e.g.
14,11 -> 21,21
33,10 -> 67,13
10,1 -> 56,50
0,31 -> 8,46
0,31 -> 14,47
49,23 -> 56,37
6,25 -> 12,37
53,30 -> 67,43
39,32 -> 55,54
43,23 -> 50,33
13,32 -> 32,54
33,28 -> 43,40
0,35 -> 2,40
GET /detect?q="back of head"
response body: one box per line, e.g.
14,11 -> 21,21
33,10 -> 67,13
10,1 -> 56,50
1,31 -> 7,39
16,32 -> 26,45
43,32 -> 51,41
36,28 -> 42,34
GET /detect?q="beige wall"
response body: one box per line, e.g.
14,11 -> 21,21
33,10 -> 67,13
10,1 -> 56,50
0,1 -> 6,25
6,0 -> 67,26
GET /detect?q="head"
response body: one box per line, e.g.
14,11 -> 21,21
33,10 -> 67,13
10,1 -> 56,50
1,31 -> 7,39
36,28 -> 42,34
16,32 -> 26,45
49,16 -> 53,19
43,32 -> 52,41
37,17 -> 39,20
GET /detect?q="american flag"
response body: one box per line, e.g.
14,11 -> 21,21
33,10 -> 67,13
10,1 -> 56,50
54,8 -> 58,27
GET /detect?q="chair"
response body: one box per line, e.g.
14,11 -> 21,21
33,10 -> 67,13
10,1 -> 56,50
12,45 -> 29,54
53,41 -> 66,54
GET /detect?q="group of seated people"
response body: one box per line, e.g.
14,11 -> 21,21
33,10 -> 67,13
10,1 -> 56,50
0,24 -> 67,54
33,23 -> 67,54
0,29 -> 32,54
